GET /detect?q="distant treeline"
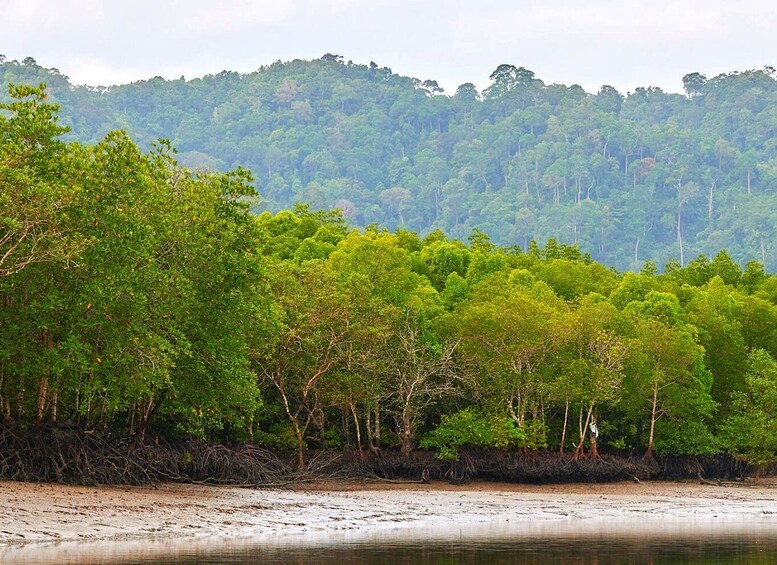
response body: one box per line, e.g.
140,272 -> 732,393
3,85 -> 777,477
2,55 -> 777,270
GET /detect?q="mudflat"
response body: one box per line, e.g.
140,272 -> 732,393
1,479 -> 777,548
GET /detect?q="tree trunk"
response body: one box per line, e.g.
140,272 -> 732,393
365,408 -> 377,453
645,379 -> 659,460
35,377 -> 49,425
0,366 -> 9,422
341,407 -> 350,447
374,403 -> 381,448
634,237 -> 640,265
400,407 -> 413,454
560,400 -> 569,455
708,181 -> 715,221
294,425 -> 305,470
129,402 -> 136,436
573,404 -> 594,460
349,400 -> 363,455
589,427 -> 599,459
50,388 -> 58,422
136,398 -> 155,443
677,209 -> 684,266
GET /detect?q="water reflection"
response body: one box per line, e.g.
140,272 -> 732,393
4,519 -> 777,564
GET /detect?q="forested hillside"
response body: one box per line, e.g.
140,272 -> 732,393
5,85 -> 777,477
2,54 -> 777,270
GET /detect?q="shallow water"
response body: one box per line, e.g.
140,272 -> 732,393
5,520 -> 777,564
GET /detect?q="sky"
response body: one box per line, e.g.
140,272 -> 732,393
1,0 -> 776,95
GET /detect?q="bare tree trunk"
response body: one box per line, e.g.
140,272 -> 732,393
365,408 -> 377,452
74,379 -> 81,420
400,406 -> 413,454
374,403 -> 381,448
50,388 -> 57,422
574,404 -> 594,460
645,379 -> 659,460
677,209 -> 684,266
634,237 -> 640,265
708,181 -> 715,221
100,394 -> 107,429
349,400 -> 363,455
560,399 -> 569,455
288,416 -> 305,470
137,398 -> 155,443
296,431 -> 305,470
341,407 -> 350,447
589,426 -> 599,459
35,377 -> 49,425
129,401 -> 136,436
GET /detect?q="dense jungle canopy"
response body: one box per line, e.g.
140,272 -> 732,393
4,83 -> 777,472
3,54 -> 777,271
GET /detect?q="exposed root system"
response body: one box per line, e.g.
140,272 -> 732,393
0,424 -> 765,486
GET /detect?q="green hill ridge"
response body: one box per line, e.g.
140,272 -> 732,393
3,54 -> 777,270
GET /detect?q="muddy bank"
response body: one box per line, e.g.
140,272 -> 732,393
2,479 -> 777,551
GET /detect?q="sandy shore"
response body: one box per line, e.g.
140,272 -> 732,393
2,479 -> 777,560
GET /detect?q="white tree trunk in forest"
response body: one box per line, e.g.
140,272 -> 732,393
677,209 -> 684,266
560,399 -> 569,454
708,181 -> 715,221
349,400 -> 362,455
646,379 -> 659,459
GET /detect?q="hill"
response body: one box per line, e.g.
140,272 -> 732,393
3,54 -> 777,270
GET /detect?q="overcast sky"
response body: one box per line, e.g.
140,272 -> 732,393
2,0 -> 775,95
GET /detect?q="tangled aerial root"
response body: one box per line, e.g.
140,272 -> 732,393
0,424 -> 289,486
0,425 -> 767,486
370,450 -> 659,484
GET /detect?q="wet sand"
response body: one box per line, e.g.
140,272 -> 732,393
2,479 -> 777,558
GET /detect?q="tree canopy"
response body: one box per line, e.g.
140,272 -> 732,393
4,56 -> 777,270
4,81 -> 777,471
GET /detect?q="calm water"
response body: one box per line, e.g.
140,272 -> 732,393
5,522 -> 777,564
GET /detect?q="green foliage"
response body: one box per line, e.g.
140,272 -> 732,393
0,83 -> 263,437
6,81 -> 777,470
441,272 -> 469,310
6,58 -> 777,271
417,241 -> 471,290
721,350 -> 777,469
420,409 -> 525,460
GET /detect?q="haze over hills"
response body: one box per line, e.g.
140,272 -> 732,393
2,54 -> 777,271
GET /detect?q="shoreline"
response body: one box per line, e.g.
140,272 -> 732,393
3,479 -> 777,560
